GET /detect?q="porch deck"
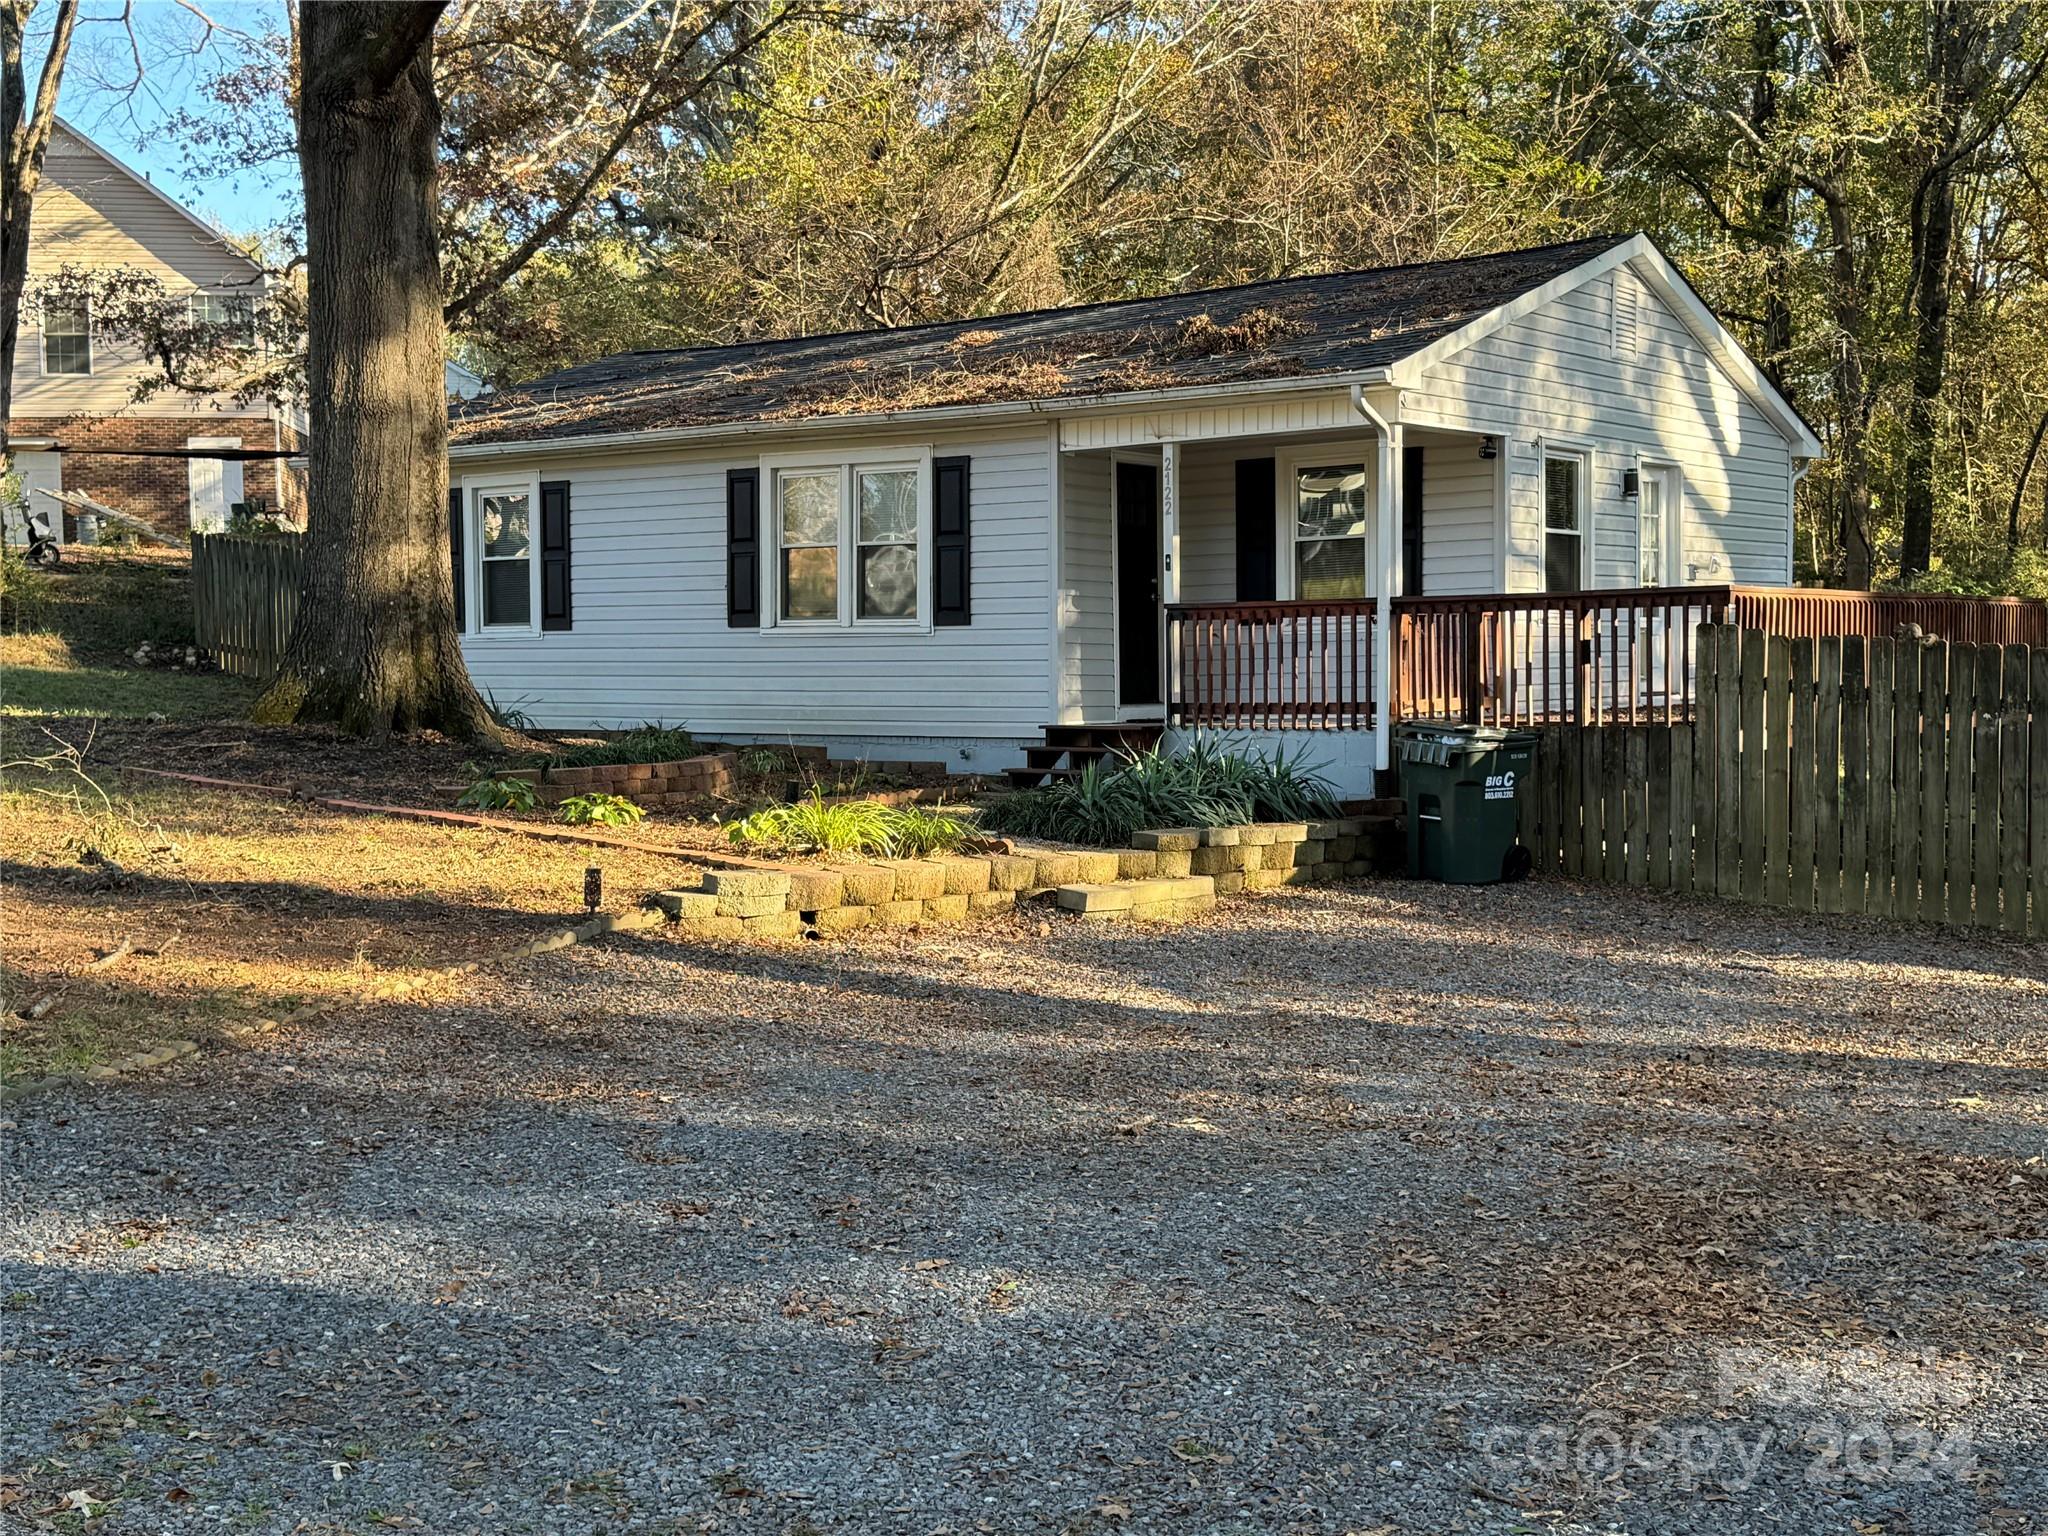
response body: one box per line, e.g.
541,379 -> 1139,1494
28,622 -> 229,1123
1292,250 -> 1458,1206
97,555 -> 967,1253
1167,585 -> 2048,731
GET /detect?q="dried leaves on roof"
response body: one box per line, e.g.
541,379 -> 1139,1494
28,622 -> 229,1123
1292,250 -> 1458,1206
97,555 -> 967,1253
451,236 -> 1628,445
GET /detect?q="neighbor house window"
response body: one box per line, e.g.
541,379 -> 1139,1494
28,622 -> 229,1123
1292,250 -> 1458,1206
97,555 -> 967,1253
1544,455 -> 1583,593
477,487 -> 533,628
772,458 -> 926,625
1293,463 -> 1368,600
189,291 -> 256,348
41,302 -> 91,375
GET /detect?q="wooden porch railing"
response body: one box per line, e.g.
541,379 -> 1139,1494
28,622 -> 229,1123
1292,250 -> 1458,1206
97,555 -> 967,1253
1168,599 -> 1375,729
1167,585 -> 2047,731
1394,586 -> 1734,727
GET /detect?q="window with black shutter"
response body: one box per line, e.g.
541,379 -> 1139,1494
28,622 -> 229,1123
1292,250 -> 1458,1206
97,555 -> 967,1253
727,467 -> 761,627
1401,444 -> 1425,596
447,484 -> 465,629
933,455 -> 971,626
540,479 -> 572,630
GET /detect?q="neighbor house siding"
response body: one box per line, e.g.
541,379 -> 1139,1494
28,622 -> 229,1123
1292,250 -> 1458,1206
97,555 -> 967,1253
455,424 -> 1057,763
1401,264 -> 1796,590
12,126 -> 270,423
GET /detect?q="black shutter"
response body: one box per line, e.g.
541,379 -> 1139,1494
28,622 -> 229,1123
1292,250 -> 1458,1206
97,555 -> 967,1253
727,467 -> 760,627
933,454 -> 971,626
1233,456 -> 1276,601
447,484 -> 465,629
540,479 -> 572,631
1401,444 -> 1425,596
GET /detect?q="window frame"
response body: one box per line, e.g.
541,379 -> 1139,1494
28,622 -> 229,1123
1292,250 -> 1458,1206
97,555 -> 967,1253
188,290 -> 257,349
460,473 -> 543,638
1275,442 -> 1376,602
760,445 -> 934,633
39,298 -> 93,377
1540,446 -> 1591,594
1637,458 -> 1681,586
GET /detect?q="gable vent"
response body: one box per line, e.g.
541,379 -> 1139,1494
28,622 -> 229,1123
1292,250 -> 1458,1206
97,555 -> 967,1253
1612,269 -> 1640,358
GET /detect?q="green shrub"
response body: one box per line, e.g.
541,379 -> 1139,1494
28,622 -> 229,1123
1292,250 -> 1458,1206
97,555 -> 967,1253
726,791 -> 974,857
737,746 -> 797,775
545,723 -> 698,769
456,767 -> 539,812
0,547 -> 55,631
557,791 -> 644,827
980,737 -> 1341,847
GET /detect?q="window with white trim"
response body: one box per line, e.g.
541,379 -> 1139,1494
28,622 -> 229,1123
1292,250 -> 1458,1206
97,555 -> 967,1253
189,291 -> 256,348
41,302 -> 91,375
1638,469 -> 1666,585
476,486 -> 534,628
1292,462 -> 1368,600
1543,454 -> 1583,593
771,457 -> 926,626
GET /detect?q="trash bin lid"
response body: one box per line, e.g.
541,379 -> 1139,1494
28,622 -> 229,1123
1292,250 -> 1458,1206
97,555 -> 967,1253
1394,720 -> 1538,750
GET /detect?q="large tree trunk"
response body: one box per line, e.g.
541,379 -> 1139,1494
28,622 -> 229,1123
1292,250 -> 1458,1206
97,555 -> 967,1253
254,1 -> 500,740
1,0 -> 80,464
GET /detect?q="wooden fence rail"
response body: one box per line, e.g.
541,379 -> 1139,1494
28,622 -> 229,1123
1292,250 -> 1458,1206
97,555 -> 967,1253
191,532 -> 304,679
1517,625 -> 2045,935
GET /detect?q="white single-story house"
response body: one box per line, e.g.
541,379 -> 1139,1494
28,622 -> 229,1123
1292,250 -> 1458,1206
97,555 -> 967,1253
446,233 -> 1821,795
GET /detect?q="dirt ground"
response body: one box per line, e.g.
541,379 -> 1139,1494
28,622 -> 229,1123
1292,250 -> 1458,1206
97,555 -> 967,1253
1,877 -> 2042,1533
0,767 -> 704,1078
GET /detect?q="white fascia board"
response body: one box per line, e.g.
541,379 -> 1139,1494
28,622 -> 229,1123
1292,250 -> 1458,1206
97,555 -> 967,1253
446,370 -> 1393,464
50,117 -> 265,277
1383,233 -> 1824,462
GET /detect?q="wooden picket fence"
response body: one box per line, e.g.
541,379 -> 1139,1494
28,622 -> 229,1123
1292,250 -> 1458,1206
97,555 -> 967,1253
1518,624 -> 2046,935
191,532 -> 304,679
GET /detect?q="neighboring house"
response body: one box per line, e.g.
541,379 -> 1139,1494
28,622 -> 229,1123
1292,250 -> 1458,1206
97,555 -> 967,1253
446,233 -> 1821,791
6,119 -> 303,543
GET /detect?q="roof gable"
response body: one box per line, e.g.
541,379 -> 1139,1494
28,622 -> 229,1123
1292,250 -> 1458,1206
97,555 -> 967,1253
38,119 -> 262,286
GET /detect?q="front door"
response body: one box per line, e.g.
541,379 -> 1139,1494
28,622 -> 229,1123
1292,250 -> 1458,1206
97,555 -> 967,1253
1114,459 -> 1162,711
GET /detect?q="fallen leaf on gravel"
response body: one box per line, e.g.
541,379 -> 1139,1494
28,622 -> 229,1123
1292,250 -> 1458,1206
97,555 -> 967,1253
914,1258 -> 952,1271
1169,1438 -> 1232,1465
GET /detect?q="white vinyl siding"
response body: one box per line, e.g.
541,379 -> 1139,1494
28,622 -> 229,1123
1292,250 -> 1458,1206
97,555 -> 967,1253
1401,266 -> 1796,589
457,425 -> 1056,750
1174,444 -> 1240,604
1418,443 -> 1498,593
13,125 -> 270,420
1057,449 -> 1115,722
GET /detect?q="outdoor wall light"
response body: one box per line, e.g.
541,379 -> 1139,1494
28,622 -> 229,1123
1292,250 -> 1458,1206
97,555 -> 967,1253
1622,467 -> 1641,498
1478,435 -> 1499,460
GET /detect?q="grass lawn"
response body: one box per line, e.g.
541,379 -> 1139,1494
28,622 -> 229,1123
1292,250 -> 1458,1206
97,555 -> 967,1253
0,764 -> 703,1081
1,640 -> 256,718
3,549 -> 252,721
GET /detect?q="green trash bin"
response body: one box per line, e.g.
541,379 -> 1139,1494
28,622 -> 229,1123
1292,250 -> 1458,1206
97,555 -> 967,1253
1396,721 -> 1539,884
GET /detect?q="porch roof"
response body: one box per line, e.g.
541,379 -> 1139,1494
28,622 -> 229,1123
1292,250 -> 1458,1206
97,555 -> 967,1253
451,236 -> 1631,447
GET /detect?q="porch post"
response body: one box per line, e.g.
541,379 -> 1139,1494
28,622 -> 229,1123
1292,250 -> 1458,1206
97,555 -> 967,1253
1160,440 -> 1181,606
1161,440 -> 1180,724
1351,386 -> 1402,776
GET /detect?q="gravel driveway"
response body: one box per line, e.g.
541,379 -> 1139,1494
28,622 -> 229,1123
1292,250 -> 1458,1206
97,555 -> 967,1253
5,878 -> 2044,1534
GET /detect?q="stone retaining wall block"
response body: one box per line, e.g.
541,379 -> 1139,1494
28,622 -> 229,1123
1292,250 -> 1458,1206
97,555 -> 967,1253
938,857 -> 993,895
923,894 -> 970,922
891,861 -> 947,901
836,866 -> 898,905
1154,850 -> 1193,879
1056,883 -> 1135,913
1116,849 -> 1159,879
784,869 -> 845,911
1133,828 -> 1202,852
874,900 -> 926,928
986,854 -> 1040,891
715,892 -> 789,918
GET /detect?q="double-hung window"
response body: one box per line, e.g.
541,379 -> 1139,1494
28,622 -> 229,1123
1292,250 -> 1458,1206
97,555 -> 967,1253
189,292 -> 257,348
1543,454 -> 1584,593
41,302 -> 91,375
1292,463 -> 1369,600
475,484 -> 534,629
771,455 -> 927,627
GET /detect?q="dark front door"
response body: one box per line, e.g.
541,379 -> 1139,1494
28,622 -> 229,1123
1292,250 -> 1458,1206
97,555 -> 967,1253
1115,459 -> 1162,710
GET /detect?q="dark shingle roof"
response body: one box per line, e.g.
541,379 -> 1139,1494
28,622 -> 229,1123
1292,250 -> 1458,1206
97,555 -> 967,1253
451,235 -> 1631,446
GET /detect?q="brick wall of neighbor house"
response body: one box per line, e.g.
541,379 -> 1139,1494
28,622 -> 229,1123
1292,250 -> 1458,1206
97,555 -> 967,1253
6,414 -> 304,539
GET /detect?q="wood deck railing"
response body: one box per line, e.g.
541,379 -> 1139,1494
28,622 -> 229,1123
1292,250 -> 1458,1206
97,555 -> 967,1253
1168,599 -> 1375,729
1165,584 -> 2047,731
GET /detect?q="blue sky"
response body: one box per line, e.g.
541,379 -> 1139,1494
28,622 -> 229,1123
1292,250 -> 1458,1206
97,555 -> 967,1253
24,0 -> 300,236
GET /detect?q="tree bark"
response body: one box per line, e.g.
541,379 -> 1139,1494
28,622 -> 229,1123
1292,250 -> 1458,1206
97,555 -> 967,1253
254,1 -> 501,741
1749,3 -> 1795,393
1,0 -> 80,465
